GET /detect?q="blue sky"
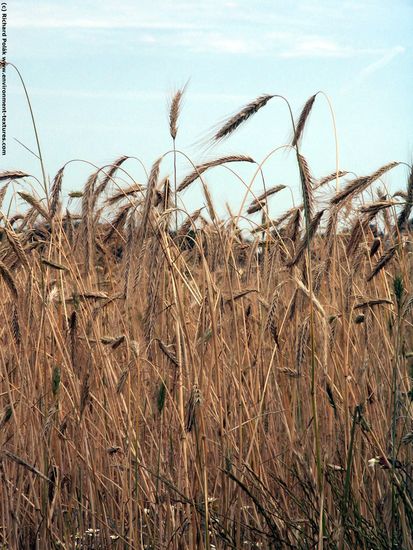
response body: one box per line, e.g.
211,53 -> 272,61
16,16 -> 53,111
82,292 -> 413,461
4,0 -> 413,219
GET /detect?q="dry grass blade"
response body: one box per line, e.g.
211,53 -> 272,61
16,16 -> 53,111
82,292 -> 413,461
4,228 -> 29,268
346,220 -> 362,258
256,184 -> 287,203
297,153 -> 314,221
359,200 -> 397,215
178,208 -> 203,237
247,185 -> 286,214
105,183 -> 144,206
17,191 -> 49,220
323,206 -> 339,264
50,166 -> 65,218
0,260 -> 19,299
330,162 -> 399,206
0,405 -> 13,430
369,237 -> 381,257
0,170 -> 29,181
333,175 -> 375,207
177,155 -> 254,193
314,170 -> 349,190
93,155 -> 130,202
397,164 -> 413,231
123,210 -> 137,297
140,157 -> 162,240
203,183 -> 217,222
3,450 -> 51,482
212,94 -> 274,142
266,289 -> 280,346
247,202 -> 266,216
160,176 -> 172,212
157,339 -> 180,367
295,277 -> 326,316
279,368 -> 300,378
286,207 -> 302,241
101,335 -> 125,348
252,206 -> 301,233
12,305 -> 21,345
81,169 -> 100,274
354,298 -> 393,309
292,94 -> 317,146
41,257 -> 69,271
287,210 -> 324,267
169,84 -> 187,140
0,182 -> 9,210
133,161 -> 160,291
296,317 -> 310,373
346,214 -> 376,258
367,245 -> 397,281
79,372 -> 91,417
185,384 -> 202,432
276,207 -> 302,227
225,288 -> 258,302
64,291 -> 108,303
103,203 -> 131,242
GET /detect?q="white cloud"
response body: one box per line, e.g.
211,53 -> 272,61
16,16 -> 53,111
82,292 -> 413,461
10,0 -> 207,30
358,46 -> 405,77
278,38 -> 393,59
8,86 -> 248,103
10,0 -> 407,61
184,33 -> 256,55
280,38 -> 354,58
342,45 -> 406,93
208,37 -> 251,54
10,16 -> 200,31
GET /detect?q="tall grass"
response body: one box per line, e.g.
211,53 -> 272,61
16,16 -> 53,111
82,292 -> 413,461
1,73 -> 413,549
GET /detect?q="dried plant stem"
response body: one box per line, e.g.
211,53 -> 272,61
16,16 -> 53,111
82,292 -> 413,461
5,63 -> 48,197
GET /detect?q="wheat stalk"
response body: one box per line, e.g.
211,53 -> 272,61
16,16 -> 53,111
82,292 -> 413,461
292,94 -> 317,146
177,155 -> 254,193
330,162 -> 399,206
212,94 -> 274,142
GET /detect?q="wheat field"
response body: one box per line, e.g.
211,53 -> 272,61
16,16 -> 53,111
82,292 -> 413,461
1,81 -> 413,549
